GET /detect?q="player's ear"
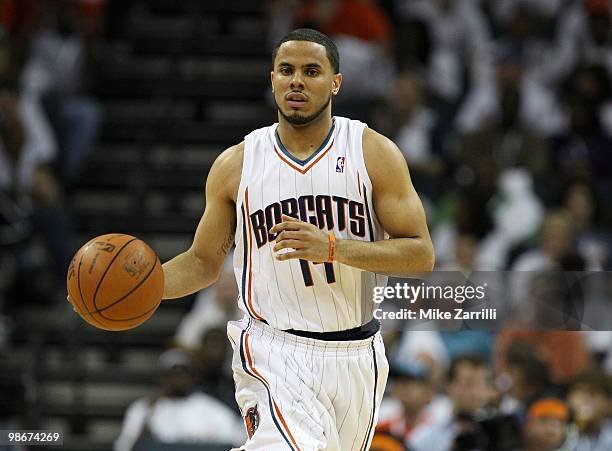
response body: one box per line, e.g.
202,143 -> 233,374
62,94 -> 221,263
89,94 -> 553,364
270,71 -> 275,93
332,73 -> 342,95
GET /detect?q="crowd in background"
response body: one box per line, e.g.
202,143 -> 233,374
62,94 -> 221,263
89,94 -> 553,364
264,0 -> 612,450
270,0 -> 612,273
0,0 -> 611,450
0,0 -> 102,326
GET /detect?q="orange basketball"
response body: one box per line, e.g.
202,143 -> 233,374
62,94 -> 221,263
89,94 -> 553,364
66,233 -> 164,331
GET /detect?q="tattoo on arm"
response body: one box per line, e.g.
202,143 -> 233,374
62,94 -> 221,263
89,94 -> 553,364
217,224 -> 235,256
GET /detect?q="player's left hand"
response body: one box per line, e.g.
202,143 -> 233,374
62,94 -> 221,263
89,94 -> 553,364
271,215 -> 332,262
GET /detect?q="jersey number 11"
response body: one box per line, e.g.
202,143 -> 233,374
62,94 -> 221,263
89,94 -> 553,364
299,260 -> 335,286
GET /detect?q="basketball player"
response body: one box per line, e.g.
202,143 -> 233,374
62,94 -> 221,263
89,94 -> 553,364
161,28 -> 434,450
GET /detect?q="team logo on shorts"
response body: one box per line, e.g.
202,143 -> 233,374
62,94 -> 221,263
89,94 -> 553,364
245,405 -> 260,439
336,156 -> 345,173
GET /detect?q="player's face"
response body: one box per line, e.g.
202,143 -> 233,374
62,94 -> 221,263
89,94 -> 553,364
271,40 -> 342,126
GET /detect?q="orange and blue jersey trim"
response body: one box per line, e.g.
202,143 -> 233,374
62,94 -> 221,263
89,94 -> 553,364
273,122 -> 335,175
240,187 -> 265,321
358,340 -> 379,450
239,328 -> 301,450
274,141 -> 334,175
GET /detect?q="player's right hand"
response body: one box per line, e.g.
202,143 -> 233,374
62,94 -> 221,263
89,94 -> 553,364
271,214 -> 331,263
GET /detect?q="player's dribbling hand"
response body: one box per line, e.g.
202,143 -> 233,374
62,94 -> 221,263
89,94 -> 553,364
66,294 -> 77,312
271,215 -> 331,262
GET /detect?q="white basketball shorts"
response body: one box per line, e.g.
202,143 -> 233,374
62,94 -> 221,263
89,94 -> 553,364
227,316 -> 389,451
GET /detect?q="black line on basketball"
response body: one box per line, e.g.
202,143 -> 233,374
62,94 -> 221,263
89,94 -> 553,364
91,238 -> 138,313
96,300 -> 159,322
77,249 -> 105,328
92,256 -> 160,317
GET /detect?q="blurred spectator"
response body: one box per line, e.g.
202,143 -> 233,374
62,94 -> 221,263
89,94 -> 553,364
458,51 -> 554,173
498,341 -> 553,416
512,209 -> 575,272
522,397 -> 569,451
174,257 -> 240,350
486,3 -> 566,137
434,169 -> 544,272
495,332 -> 591,386
295,0 -> 392,44
0,59 -> 73,296
193,326 -> 236,409
392,18 -> 431,72
377,361 -> 434,442
432,186 -> 497,271
544,0 -> 612,84
439,331 -> 494,370
552,64 -> 612,181
173,257 -> 239,407
286,0 -> 395,121
22,0 -> 101,185
530,272 -> 585,329
567,368 -> 612,450
441,233 -> 478,273
490,0 -> 563,28
267,0 -> 302,49
391,330 -> 449,387
396,0 -> 495,133
370,431 -> 407,451
509,209 -> 578,307
488,170 -> 544,266
0,191 -> 27,337
487,0 -> 562,41
0,0 -> 38,41
409,355 -> 494,451
114,348 -> 244,451
372,70 -> 446,200
559,179 -> 611,270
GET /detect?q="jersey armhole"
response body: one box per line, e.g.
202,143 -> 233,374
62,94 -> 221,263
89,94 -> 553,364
356,124 -> 374,195
356,124 -> 388,241
236,134 -> 254,207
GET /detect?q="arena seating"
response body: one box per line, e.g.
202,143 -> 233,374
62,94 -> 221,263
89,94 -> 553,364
5,1 -> 272,449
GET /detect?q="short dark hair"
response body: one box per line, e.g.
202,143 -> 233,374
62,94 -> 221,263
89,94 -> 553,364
571,368 -> 611,397
448,354 -> 489,382
272,28 -> 340,74
506,341 -> 551,389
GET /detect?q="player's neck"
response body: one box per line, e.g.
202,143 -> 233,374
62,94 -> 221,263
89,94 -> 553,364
276,115 -> 334,160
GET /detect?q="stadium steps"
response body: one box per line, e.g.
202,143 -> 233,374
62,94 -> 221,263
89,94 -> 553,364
13,0 -> 272,447
98,55 -> 270,85
7,302 -> 188,440
13,303 -> 186,342
99,119 -> 269,143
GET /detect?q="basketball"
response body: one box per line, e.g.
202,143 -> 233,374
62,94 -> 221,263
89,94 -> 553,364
66,233 -> 164,331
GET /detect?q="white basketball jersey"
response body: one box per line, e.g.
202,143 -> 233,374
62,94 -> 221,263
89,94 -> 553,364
233,117 -> 387,332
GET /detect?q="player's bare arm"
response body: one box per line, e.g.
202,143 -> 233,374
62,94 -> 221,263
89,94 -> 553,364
161,143 -> 243,299
272,127 -> 434,275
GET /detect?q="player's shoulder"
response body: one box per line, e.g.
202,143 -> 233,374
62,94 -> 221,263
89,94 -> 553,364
362,126 -> 408,177
243,122 -> 277,147
215,141 -> 244,171
207,141 -> 244,200
362,126 -> 400,156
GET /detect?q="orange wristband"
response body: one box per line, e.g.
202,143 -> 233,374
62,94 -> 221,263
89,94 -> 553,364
328,231 -> 336,262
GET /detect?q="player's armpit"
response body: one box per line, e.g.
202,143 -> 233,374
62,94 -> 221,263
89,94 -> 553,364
333,128 -> 435,275
161,143 -> 243,299
364,128 -> 431,240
